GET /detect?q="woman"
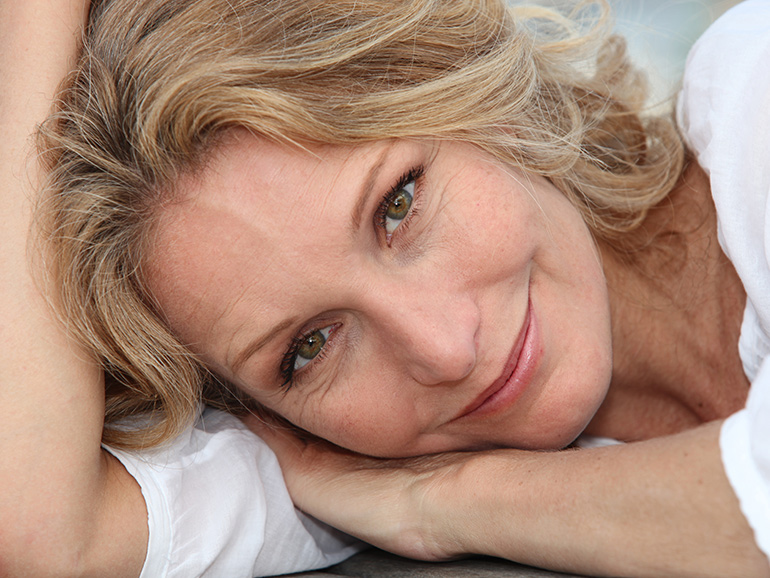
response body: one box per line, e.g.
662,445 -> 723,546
4,0 -> 768,576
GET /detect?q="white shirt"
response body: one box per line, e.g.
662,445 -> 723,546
106,408 -> 361,577
677,0 -> 770,560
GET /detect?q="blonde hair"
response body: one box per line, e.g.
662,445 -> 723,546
40,0 -> 685,449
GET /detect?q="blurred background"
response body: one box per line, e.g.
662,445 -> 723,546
614,0 -> 742,107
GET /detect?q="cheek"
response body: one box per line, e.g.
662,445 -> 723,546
441,176 -> 536,281
286,376 -> 426,457
313,405 -> 424,457
536,348 -> 612,448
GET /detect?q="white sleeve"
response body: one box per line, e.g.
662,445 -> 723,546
104,407 -> 362,577
677,0 -> 770,560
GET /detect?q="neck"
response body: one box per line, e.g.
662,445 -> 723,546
585,161 -> 749,442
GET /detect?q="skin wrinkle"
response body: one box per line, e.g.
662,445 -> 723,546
204,214 -> 250,350
230,317 -> 296,376
350,138 -> 394,235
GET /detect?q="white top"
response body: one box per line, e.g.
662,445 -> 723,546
106,408 -> 361,577
677,0 -> 770,561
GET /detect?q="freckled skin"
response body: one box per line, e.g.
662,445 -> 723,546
149,133 -> 613,457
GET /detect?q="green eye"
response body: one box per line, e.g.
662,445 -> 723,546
294,326 -> 332,370
384,180 -> 414,236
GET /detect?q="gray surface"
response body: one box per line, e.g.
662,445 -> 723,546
288,549 -> 587,577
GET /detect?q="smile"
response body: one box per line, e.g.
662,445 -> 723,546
456,300 -> 538,420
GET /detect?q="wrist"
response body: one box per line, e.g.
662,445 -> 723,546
414,449 -> 554,563
405,450 -> 515,561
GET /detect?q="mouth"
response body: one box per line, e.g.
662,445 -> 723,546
455,299 -> 537,420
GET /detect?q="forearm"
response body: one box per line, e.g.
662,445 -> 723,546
432,421 -> 766,578
0,2 -> 146,575
248,399 -> 767,577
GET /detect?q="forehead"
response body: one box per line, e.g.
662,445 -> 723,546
183,132 -> 367,223
147,132 -> 389,354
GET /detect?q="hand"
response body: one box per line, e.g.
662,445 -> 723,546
243,414 -> 473,561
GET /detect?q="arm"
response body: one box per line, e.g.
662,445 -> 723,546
246,418 -> 768,578
0,1 -> 147,575
441,422 -> 765,577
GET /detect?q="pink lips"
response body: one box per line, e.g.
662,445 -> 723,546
457,301 -> 537,420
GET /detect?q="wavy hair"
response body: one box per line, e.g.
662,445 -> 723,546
39,0 -> 685,448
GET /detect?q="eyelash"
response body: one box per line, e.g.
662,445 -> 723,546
278,164 -> 424,389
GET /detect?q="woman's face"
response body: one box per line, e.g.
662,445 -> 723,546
149,131 -> 613,457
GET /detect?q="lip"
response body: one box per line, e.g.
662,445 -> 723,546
456,300 -> 538,420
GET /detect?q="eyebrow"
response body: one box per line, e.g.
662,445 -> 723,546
350,142 -> 395,232
230,316 -> 297,376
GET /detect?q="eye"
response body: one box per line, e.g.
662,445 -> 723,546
294,326 -> 332,370
383,180 -> 414,237
280,325 -> 334,388
377,166 -> 423,243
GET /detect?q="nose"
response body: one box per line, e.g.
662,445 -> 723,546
363,276 -> 480,385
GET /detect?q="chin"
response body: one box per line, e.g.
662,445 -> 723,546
518,397 -> 610,451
